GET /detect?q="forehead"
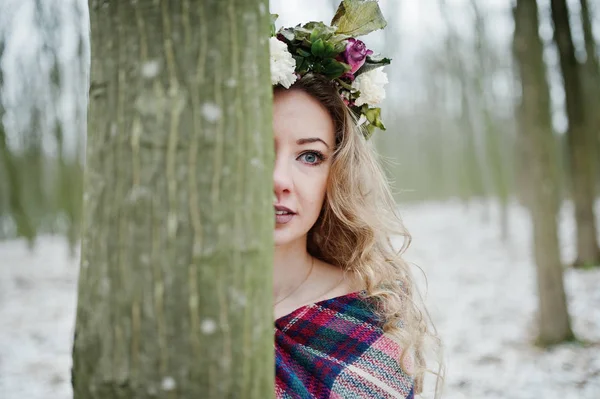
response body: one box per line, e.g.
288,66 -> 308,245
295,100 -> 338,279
273,89 -> 335,146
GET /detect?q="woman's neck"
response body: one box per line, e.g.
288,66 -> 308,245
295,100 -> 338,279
273,238 -> 312,303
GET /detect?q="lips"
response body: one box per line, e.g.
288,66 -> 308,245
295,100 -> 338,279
274,205 -> 295,225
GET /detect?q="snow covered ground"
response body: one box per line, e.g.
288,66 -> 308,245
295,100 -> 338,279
401,199 -> 600,399
1,199 -> 599,399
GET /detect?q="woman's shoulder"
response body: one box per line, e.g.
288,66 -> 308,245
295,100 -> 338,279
328,328 -> 415,398
275,290 -> 415,398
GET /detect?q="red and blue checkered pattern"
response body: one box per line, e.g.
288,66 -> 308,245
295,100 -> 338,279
275,291 -> 415,398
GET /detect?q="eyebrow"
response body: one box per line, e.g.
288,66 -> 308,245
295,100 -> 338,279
296,137 -> 330,149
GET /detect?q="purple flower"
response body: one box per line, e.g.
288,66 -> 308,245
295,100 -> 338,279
343,38 -> 373,74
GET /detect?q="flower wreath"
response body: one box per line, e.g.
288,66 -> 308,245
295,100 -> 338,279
270,0 -> 391,139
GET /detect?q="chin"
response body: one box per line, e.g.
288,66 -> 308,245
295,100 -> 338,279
274,226 -> 307,247
274,231 -> 295,247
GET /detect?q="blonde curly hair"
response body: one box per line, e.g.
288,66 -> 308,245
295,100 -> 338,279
277,74 -> 445,397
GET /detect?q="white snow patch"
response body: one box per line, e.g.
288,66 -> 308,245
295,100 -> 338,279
201,103 -> 222,123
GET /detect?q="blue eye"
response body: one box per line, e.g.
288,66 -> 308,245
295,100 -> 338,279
298,151 -> 324,165
303,153 -> 317,163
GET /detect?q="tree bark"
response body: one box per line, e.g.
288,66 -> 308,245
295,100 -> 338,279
513,0 -> 574,345
72,1 -> 275,398
551,0 -> 600,267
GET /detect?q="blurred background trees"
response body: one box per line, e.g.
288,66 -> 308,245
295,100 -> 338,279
0,0 -> 86,249
550,0 -> 600,268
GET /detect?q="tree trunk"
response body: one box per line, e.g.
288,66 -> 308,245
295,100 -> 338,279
579,0 -> 600,194
579,0 -> 600,106
72,1 -> 275,398
470,0 -> 513,239
513,0 -> 574,345
0,46 -> 35,242
438,0 -> 488,203
551,0 -> 600,267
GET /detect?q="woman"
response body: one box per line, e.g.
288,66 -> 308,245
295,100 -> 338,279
272,3 -> 443,398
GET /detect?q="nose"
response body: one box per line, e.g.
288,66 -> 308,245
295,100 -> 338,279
273,153 -> 292,197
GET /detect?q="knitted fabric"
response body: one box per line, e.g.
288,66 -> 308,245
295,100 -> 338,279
275,290 -> 415,398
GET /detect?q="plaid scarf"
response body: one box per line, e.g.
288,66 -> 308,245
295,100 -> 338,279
275,290 -> 415,398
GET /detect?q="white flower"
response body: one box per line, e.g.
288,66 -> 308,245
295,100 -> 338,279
270,37 -> 297,88
352,68 -> 389,106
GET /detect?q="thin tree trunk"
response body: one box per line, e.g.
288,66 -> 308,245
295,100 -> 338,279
551,0 -> 600,267
513,0 -> 574,345
579,0 -> 600,93
0,46 -> 35,242
470,0 -> 513,239
579,0 -> 600,194
72,1 -> 275,398
438,0 -> 488,203
580,0 -> 600,86
0,117 -> 36,242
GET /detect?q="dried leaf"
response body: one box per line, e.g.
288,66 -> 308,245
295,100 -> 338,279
331,0 -> 387,37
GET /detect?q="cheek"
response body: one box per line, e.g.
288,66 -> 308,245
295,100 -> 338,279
296,166 -> 329,211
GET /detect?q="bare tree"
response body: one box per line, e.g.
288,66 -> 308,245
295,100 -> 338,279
470,0 -> 514,237
579,0 -> 600,184
513,0 -> 574,345
437,0 -> 488,203
551,0 -> 600,268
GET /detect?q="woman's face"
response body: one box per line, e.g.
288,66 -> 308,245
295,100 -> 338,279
272,89 -> 335,247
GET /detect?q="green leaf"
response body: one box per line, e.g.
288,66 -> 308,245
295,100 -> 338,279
301,38 -> 313,48
366,54 -> 391,64
293,56 -> 308,73
292,54 -> 303,64
331,0 -> 388,37
296,48 -> 312,58
310,24 -> 325,43
294,26 -> 314,40
322,42 -> 341,58
355,56 -> 391,75
305,22 -> 338,42
311,38 -> 326,58
271,14 -> 279,36
321,59 -> 350,79
334,78 -> 354,91
363,106 -> 386,130
332,38 -> 349,54
364,123 -> 376,139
